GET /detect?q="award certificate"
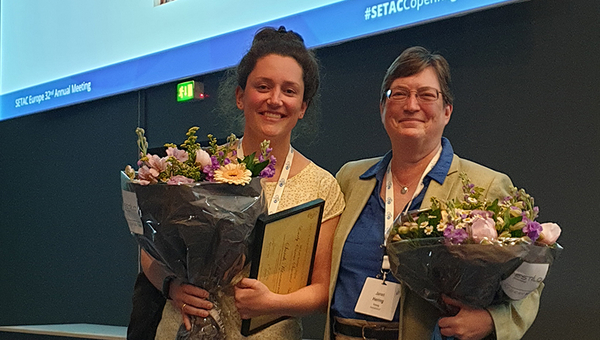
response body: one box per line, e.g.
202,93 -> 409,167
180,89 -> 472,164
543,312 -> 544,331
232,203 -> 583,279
241,198 -> 324,336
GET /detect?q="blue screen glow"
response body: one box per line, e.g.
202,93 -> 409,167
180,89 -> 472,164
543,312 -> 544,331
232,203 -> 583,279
0,0 -> 522,121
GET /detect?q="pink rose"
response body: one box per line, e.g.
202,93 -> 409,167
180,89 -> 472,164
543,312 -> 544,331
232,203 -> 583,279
137,165 -> 159,185
167,175 -> 195,185
469,216 -> 498,243
538,222 -> 561,245
166,147 -> 189,163
195,148 -> 212,167
146,154 -> 168,172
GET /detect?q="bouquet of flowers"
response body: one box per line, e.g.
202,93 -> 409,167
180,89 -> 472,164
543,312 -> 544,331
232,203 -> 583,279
386,173 -> 562,315
121,127 -> 276,339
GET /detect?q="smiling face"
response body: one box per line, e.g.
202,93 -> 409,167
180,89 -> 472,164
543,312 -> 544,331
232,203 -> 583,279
380,66 -> 452,148
236,54 -> 307,142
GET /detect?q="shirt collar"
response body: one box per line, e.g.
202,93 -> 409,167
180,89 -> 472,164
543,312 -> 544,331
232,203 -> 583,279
360,150 -> 391,181
428,137 -> 453,185
359,137 -> 454,185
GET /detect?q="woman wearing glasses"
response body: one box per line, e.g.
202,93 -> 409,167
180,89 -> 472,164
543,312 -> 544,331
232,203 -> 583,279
325,46 -> 542,340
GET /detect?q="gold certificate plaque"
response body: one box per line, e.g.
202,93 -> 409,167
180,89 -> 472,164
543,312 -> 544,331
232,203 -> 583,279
241,198 -> 324,336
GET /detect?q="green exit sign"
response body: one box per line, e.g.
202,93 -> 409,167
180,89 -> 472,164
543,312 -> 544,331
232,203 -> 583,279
177,81 -> 205,102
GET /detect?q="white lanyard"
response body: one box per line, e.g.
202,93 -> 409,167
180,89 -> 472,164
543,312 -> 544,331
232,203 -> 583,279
237,139 -> 294,215
383,146 -> 442,247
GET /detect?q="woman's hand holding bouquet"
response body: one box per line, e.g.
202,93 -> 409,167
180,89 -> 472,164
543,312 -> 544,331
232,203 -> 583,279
386,173 -> 562,315
121,127 -> 276,339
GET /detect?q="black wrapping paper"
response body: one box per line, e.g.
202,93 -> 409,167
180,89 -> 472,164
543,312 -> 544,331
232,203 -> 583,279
122,173 -> 266,339
386,237 -> 562,315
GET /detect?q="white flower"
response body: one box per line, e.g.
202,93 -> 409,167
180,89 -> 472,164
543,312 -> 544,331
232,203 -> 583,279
441,210 -> 450,222
496,217 -> 504,226
510,206 -> 523,217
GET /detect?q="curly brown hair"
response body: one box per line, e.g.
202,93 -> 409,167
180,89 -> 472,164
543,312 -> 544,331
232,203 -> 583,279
216,26 -> 322,144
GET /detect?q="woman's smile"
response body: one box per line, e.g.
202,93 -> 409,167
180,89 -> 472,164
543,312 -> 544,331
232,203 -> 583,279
261,111 -> 285,119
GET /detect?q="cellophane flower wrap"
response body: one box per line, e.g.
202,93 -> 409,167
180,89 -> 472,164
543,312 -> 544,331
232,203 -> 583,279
121,127 -> 276,339
386,173 -> 562,315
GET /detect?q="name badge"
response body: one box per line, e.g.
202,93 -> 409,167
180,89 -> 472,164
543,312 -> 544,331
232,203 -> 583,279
354,277 -> 401,321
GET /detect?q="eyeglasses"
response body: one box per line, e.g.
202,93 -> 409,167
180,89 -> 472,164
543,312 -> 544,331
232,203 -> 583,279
385,87 -> 443,103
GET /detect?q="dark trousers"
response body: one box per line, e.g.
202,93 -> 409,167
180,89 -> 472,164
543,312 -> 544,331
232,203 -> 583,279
127,272 -> 166,340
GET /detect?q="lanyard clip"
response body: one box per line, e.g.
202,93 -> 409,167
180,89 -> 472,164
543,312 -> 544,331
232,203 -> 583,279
380,255 -> 391,284
382,255 -> 390,271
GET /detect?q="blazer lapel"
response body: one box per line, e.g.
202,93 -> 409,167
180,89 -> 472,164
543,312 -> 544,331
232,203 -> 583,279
330,168 -> 378,299
421,154 -> 460,210
335,175 -> 377,246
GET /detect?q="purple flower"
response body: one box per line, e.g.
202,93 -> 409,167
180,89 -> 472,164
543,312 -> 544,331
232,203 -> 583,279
223,158 -> 231,165
211,156 -> 220,167
258,154 -> 265,162
203,165 -> 215,181
470,210 -> 493,219
522,218 -> 543,242
443,225 -> 469,244
231,150 -> 237,157
260,164 -> 276,178
269,155 -> 277,166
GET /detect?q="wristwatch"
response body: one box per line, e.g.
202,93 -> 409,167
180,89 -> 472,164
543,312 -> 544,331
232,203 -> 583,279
162,275 -> 177,299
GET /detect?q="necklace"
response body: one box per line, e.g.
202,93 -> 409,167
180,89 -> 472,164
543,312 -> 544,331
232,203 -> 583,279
391,173 -> 411,195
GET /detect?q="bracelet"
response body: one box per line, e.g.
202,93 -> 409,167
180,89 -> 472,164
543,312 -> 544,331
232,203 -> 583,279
161,275 -> 177,299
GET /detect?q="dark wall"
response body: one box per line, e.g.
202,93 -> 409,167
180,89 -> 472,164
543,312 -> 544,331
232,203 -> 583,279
1,1 -> 598,339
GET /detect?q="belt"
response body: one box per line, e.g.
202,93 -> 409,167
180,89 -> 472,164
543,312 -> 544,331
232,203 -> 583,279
333,321 -> 399,340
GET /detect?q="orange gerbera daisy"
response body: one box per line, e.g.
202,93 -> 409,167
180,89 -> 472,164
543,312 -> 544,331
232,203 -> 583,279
213,163 -> 252,185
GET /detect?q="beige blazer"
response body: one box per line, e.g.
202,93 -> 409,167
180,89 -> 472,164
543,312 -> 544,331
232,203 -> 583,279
325,154 -> 542,340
